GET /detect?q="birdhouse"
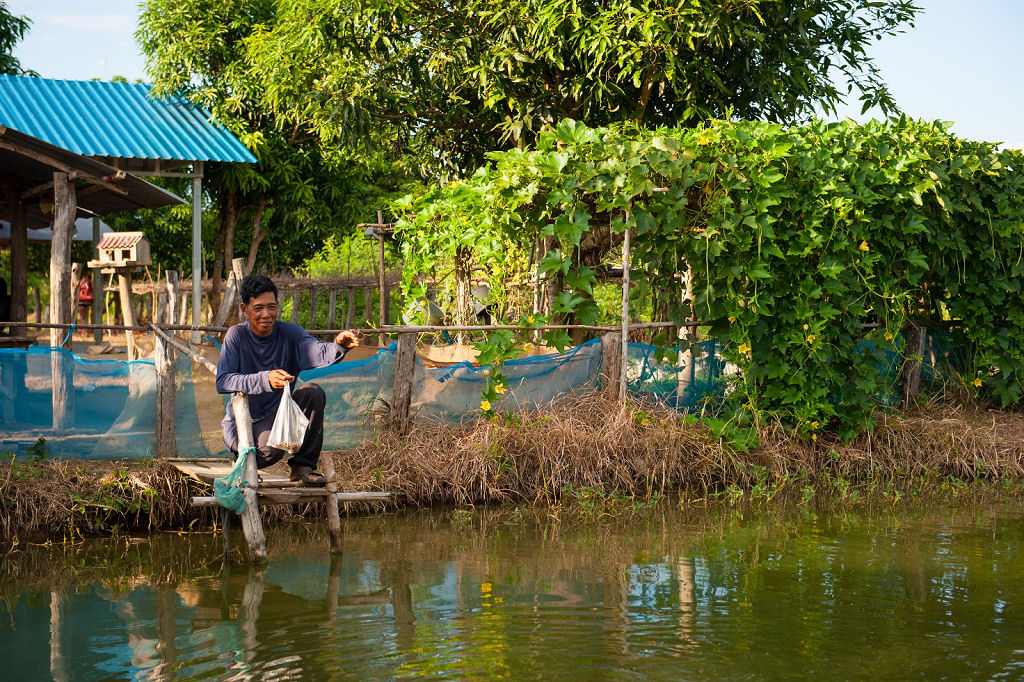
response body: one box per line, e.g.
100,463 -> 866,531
87,232 -> 152,270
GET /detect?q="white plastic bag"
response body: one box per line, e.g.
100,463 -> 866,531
267,383 -> 310,453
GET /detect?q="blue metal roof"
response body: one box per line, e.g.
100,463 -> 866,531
0,75 -> 257,163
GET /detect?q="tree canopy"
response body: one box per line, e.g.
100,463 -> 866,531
0,1 -> 32,76
235,0 -> 919,175
137,0 -> 418,288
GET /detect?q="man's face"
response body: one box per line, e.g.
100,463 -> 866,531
241,291 -> 279,337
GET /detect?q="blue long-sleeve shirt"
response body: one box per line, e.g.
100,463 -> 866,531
216,320 -> 346,446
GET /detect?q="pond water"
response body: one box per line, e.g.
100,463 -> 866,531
2,498 -> 1024,680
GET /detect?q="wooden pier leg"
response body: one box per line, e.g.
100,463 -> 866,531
231,392 -> 267,562
221,507 -> 232,561
321,450 -> 343,553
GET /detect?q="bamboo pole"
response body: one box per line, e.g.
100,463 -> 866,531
190,492 -> 392,507
619,224 -> 630,403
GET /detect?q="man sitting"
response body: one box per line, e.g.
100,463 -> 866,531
216,274 -> 359,485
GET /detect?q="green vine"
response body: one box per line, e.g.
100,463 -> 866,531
395,118 -> 1024,435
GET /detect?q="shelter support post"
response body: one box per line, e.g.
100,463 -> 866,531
392,332 -> 416,433
91,217 -> 103,341
231,392 -> 267,562
50,173 -> 76,431
4,187 -> 27,324
191,162 -> 203,344
901,322 -> 927,407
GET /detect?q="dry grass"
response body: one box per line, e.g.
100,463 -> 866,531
333,392 -> 1024,505
2,392 -> 1023,543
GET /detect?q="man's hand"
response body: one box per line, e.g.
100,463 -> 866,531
268,369 -> 295,389
335,330 -> 360,349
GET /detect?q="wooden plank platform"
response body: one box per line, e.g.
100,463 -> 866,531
168,457 -> 395,501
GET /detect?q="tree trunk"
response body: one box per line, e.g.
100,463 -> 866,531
244,195 -> 268,274
211,192 -> 239,321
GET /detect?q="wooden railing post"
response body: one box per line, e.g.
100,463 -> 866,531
901,322 -> 927,407
321,449 -> 343,553
291,290 -> 300,324
328,289 -> 337,330
392,332 -> 416,432
155,271 -> 179,457
601,333 -> 622,397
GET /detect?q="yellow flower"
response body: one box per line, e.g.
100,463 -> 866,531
811,421 -> 820,430
859,240 -> 870,252
806,334 -> 815,344
738,342 -> 751,354
812,433 -> 817,442
640,418 -> 649,426
495,384 -> 507,394
480,399 -> 491,411
483,369 -> 490,376
973,377 -> 982,387
884,332 -> 894,341
527,315 -> 535,324
728,316 -> 736,323
802,324 -> 809,331
523,343 -> 534,351
698,134 -> 710,146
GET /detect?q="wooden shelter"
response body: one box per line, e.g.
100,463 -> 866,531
0,126 -> 183,348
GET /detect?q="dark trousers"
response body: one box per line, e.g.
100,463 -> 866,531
230,383 -> 327,470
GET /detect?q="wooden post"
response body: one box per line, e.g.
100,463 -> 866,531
155,271 -> 179,457
291,290 -> 300,324
901,322 -> 926,407
365,289 -> 375,344
50,173 -> 75,432
619,224 -> 630,403
50,174 -> 75,348
156,291 -> 166,324
231,392 -> 267,562
5,187 -> 27,325
211,258 -> 245,330
392,332 -> 416,433
118,271 -> 137,360
328,289 -> 337,329
321,449 -> 343,552
69,263 -> 82,324
178,293 -> 189,325
601,333 -> 622,397
92,217 -> 103,342
378,232 -> 386,332
346,288 -> 354,328
310,289 -> 318,330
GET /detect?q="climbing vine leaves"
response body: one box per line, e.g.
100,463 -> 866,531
395,118 -> 1024,436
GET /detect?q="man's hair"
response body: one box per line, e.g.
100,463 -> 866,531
240,274 -> 278,305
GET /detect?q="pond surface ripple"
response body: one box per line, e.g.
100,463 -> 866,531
2,498 -> 1024,679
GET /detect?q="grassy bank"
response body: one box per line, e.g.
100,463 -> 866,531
2,392 -> 1023,543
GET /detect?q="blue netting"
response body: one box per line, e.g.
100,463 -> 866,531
0,330 -> 978,459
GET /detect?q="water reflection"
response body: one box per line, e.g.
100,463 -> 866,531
3,500 -> 1024,679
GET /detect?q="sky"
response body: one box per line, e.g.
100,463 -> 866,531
8,0 -> 1024,147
